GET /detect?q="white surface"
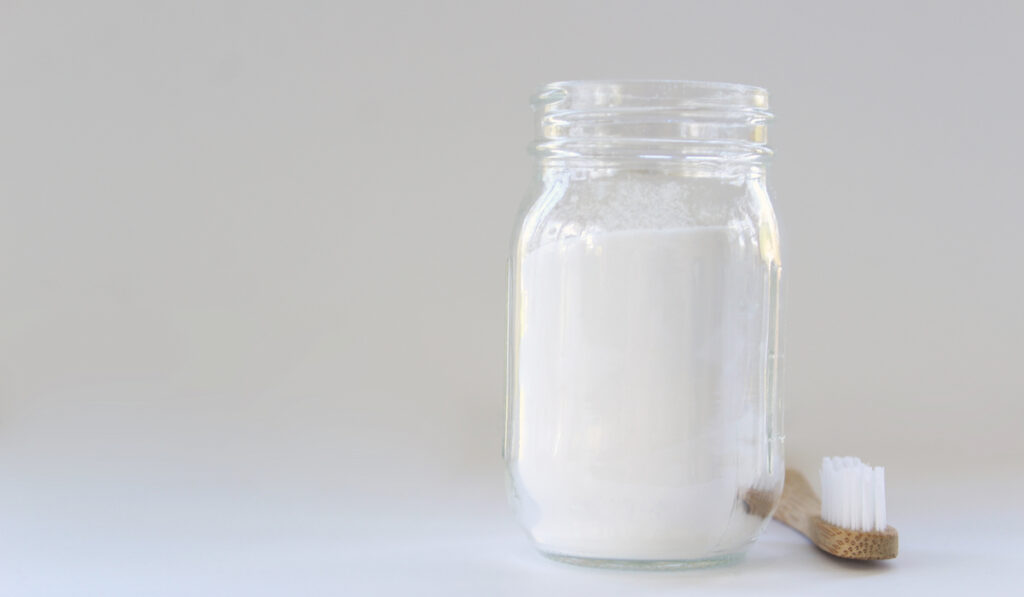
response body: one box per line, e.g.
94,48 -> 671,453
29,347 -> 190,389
2,471 -> 1020,595
344,472 -> 1024,596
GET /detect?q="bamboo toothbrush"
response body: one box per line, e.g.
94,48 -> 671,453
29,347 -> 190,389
773,457 -> 898,560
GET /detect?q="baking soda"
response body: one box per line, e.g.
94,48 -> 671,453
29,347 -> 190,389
509,226 -> 779,561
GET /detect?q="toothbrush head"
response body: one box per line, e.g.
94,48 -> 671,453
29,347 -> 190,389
816,457 -> 897,559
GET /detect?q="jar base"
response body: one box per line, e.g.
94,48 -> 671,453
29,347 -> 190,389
539,550 -> 746,571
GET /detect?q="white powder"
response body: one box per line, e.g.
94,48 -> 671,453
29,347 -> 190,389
510,226 -> 778,561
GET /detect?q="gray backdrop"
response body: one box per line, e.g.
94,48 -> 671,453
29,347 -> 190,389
2,1 -> 1021,594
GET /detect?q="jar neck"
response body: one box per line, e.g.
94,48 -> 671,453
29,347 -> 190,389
531,80 -> 772,171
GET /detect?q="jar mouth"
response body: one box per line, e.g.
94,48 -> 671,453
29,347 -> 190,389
532,80 -> 773,164
533,80 -> 770,111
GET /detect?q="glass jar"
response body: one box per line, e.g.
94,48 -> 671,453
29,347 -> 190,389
504,80 -> 783,569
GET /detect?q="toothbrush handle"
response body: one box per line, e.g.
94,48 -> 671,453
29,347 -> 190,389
774,469 -> 821,538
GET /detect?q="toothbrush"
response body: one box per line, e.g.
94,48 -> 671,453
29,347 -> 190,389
773,458 -> 898,560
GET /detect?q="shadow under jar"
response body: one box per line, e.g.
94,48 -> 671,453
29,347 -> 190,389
505,80 -> 784,569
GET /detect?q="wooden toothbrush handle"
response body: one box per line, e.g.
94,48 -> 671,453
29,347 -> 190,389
774,468 -> 821,538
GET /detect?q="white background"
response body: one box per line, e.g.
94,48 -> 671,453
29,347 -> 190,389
1,1 -> 1022,594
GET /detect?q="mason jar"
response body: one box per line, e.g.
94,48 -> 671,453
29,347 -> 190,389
504,80 -> 783,568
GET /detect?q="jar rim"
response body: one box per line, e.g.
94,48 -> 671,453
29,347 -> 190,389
533,80 -> 770,112
531,80 -> 772,165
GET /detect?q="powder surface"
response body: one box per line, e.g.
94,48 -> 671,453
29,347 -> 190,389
510,226 -> 778,560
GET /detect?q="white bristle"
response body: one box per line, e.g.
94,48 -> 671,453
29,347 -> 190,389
819,457 -> 887,532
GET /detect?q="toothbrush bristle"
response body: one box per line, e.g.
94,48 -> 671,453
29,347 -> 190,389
820,457 -> 887,532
